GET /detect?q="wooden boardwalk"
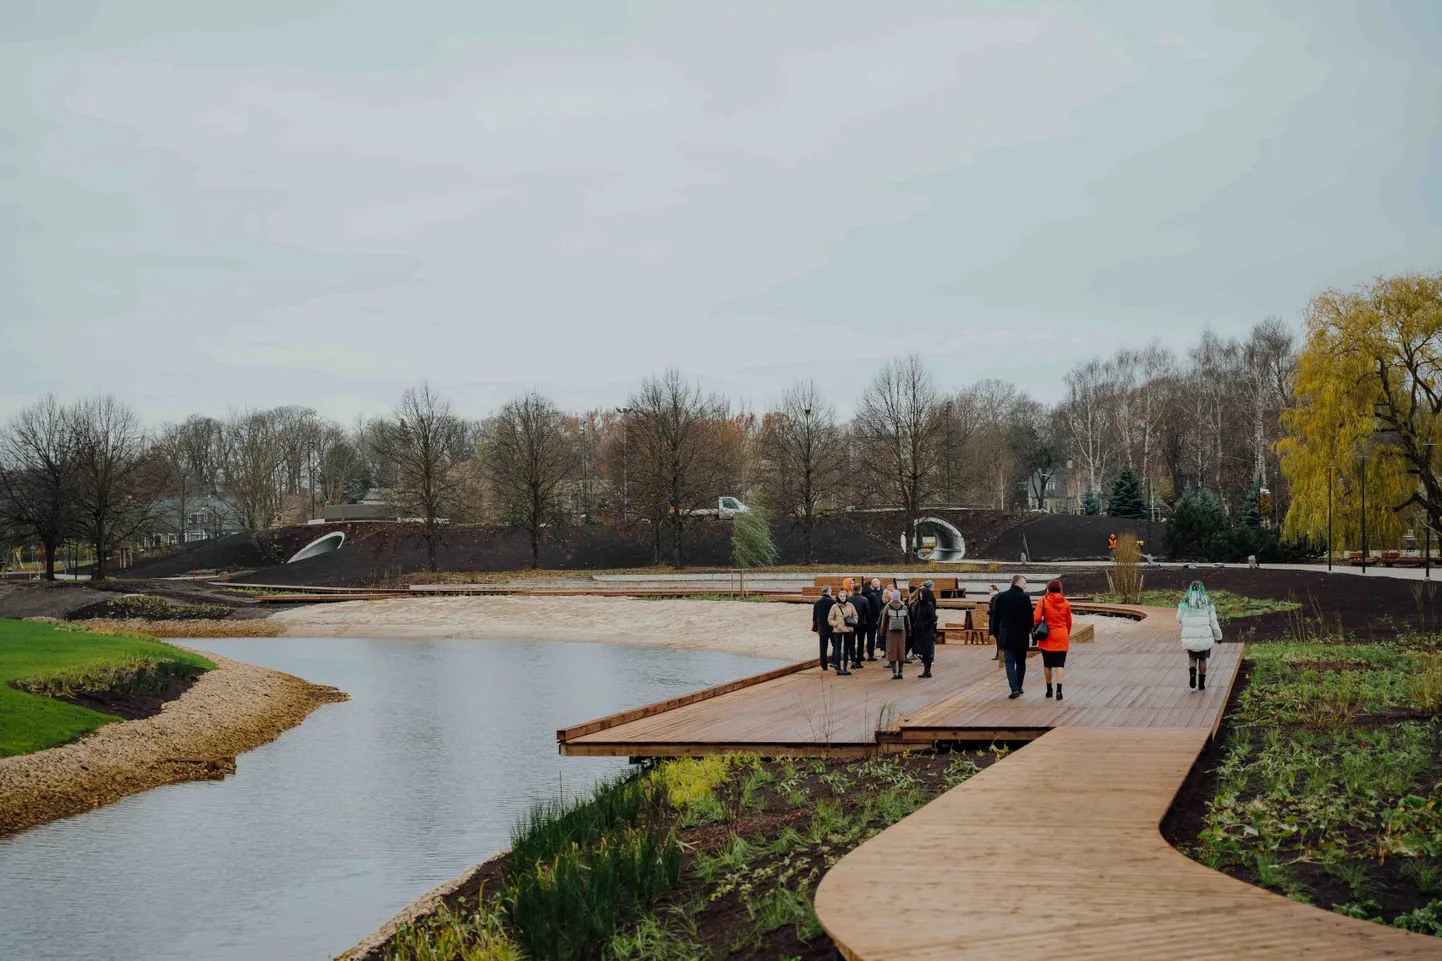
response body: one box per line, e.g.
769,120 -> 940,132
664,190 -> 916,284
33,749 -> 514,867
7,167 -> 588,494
814,726 -> 1442,959
558,607 -> 1239,756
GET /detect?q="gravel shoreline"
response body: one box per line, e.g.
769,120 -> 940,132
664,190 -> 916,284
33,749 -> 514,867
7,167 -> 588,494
0,652 -> 347,836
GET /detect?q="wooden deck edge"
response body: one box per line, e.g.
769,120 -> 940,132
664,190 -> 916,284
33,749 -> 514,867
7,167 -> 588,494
560,741 -> 875,759
556,658 -> 817,742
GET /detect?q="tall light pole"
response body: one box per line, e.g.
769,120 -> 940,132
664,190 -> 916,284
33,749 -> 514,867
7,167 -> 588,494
1424,443 -> 1436,579
1325,465 -> 1337,573
1360,453 -> 1369,574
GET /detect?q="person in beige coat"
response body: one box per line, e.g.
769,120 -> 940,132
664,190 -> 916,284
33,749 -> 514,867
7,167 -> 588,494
880,590 -> 912,679
827,589 -> 860,676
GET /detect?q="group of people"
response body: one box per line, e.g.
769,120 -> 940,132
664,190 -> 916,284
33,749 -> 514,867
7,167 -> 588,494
812,572 -> 1225,698
810,578 -> 938,679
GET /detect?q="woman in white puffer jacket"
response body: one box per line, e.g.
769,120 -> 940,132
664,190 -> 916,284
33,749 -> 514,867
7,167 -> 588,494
1177,580 -> 1222,691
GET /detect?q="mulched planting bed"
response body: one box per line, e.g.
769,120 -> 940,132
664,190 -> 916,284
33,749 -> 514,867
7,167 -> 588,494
1163,639 -> 1442,935
38,670 -> 202,721
67,595 -> 235,622
370,748 -> 1003,961
1061,567 -> 1442,641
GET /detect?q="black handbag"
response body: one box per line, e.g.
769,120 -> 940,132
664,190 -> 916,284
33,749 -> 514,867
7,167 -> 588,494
843,615 -> 858,628
1031,597 -> 1050,644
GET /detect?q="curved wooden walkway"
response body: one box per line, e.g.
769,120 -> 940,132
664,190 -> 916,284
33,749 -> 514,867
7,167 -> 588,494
815,730 -> 1442,958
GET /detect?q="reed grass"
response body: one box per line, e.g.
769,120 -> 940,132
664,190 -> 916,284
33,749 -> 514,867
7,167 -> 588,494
13,653 -> 205,698
1108,532 -> 1144,604
508,773 -> 652,872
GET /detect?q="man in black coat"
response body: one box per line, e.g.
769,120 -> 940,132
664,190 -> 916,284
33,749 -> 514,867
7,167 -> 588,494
911,581 -> 939,678
863,578 -> 884,661
993,575 -> 1035,698
848,586 -> 871,668
986,585 -> 1001,661
811,586 -> 835,671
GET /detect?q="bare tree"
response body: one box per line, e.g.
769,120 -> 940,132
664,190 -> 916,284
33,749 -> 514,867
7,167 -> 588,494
316,424 -> 369,508
759,380 -> 843,564
967,379 -> 1026,508
371,383 -> 469,571
1060,357 -> 1116,500
627,369 -> 726,568
854,355 -> 945,561
1243,317 -> 1298,489
0,396 -> 79,580
483,390 -> 578,568
223,409 -> 286,530
73,395 -> 158,579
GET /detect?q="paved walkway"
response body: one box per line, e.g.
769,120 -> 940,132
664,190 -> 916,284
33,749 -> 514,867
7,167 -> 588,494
815,726 -> 1442,960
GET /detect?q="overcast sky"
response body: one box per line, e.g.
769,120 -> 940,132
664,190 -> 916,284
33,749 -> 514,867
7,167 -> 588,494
3,1 -> 1440,426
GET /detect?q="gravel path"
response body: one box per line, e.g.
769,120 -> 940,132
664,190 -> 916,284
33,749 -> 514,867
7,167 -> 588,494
0,653 -> 346,836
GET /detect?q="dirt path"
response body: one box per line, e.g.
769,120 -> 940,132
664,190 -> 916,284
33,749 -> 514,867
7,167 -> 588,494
0,653 -> 346,836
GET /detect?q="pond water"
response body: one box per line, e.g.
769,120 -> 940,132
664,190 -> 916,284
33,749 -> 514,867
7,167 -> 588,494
0,637 -> 783,961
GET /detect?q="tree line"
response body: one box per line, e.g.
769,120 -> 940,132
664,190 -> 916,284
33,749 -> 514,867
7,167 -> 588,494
2,319 -> 1312,575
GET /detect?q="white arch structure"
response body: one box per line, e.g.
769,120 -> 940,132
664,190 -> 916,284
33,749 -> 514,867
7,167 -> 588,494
288,531 -> 345,563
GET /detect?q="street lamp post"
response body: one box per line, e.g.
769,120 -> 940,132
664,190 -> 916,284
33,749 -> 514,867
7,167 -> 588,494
1325,465 -> 1337,573
1424,443 -> 1437,580
1360,454 -> 1369,574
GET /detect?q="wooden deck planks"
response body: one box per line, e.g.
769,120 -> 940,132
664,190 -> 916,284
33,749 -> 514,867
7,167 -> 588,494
814,727 -> 1442,960
558,605 -> 1242,755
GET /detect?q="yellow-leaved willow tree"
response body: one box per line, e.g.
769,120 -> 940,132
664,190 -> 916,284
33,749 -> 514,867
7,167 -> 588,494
1280,271 -> 1442,553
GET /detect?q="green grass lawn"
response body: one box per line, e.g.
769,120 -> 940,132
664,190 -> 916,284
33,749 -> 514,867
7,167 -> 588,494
0,618 -> 214,758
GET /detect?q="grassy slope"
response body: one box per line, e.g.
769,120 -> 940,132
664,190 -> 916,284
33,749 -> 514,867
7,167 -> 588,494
0,619 -> 214,757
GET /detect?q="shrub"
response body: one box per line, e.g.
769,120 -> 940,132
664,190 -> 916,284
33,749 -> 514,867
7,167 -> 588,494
1108,532 -> 1144,603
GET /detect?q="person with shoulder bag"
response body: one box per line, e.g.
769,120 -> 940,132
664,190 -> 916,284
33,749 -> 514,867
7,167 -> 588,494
827,588 -> 859,676
880,590 -> 912,679
1032,579 -> 1073,700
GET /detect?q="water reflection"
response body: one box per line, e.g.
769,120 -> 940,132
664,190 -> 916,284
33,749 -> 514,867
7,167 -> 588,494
0,637 -> 782,961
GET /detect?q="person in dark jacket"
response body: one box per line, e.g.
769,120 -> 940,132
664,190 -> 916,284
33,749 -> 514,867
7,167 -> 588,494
993,575 -> 1036,698
911,581 -> 939,678
986,584 -> 1001,661
863,578 -> 884,661
811,586 -> 835,671
849,587 -> 872,668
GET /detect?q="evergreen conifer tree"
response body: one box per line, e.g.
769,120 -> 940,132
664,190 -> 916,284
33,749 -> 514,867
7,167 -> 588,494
1107,466 -> 1145,519
1081,487 -> 1101,515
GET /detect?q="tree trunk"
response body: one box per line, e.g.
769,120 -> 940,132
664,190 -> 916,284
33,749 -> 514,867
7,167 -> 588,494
42,537 -> 56,581
802,510 -> 813,565
530,524 -> 540,569
672,514 -> 685,569
425,518 -> 437,572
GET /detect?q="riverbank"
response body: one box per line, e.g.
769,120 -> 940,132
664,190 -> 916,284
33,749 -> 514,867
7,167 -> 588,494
0,650 -> 346,836
343,749 -> 999,961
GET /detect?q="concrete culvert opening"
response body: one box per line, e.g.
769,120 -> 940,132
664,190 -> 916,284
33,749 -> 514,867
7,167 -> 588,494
913,517 -> 966,562
288,531 -> 345,564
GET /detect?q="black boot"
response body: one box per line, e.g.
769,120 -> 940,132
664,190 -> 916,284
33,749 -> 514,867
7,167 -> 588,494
1045,683 -> 1053,699
1055,684 -> 1063,701
1198,673 -> 1206,691
1189,666 -> 1197,689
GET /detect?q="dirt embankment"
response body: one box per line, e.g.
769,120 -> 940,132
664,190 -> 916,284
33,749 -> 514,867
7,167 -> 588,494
0,653 -> 347,836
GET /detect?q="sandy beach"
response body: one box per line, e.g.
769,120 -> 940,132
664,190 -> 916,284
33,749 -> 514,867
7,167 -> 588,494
266,595 -> 981,660
0,653 -> 346,836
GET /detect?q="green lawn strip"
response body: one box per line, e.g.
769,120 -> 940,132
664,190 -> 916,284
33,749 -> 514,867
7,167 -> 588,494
384,749 -> 998,961
1094,588 -> 1301,622
1185,636 -> 1442,931
0,618 -> 215,757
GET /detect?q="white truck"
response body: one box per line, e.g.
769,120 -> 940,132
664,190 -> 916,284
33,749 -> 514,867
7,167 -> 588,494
685,496 -> 751,520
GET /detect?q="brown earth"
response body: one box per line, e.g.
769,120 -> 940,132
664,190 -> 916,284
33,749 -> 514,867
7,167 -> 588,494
343,750 -> 1001,961
45,670 -> 202,721
1058,566 -> 1442,641
0,652 -> 347,836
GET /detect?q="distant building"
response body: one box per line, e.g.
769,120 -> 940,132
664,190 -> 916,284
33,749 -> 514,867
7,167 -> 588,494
146,497 -> 244,546
1027,466 -> 1077,513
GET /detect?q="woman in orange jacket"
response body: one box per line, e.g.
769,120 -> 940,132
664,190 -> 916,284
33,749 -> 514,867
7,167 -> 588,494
1033,578 -> 1073,700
